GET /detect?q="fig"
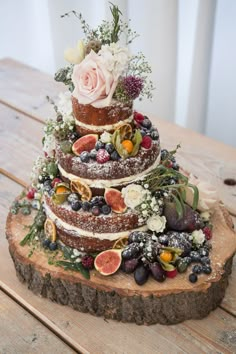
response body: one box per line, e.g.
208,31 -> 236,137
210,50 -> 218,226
121,258 -> 139,273
72,134 -> 98,156
134,265 -> 149,285
94,249 -> 122,276
149,262 -> 166,282
104,188 -> 127,213
122,243 -> 140,260
164,202 -> 204,232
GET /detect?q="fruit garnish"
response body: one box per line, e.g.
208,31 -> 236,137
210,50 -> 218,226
112,125 -> 142,159
121,140 -> 134,153
51,178 -> 62,188
112,236 -> 129,249
56,186 -> 69,194
104,188 -> 127,213
160,250 -> 173,263
81,255 -> 94,270
96,149 -> 110,163
44,218 -> 56,242
70,179 -> 92,201
116,123 -> 133,140
130,129 -> 142,156
141,135 -> 152,149
52,183 -> 71,204
26,188 -> 36,199
72,134 -> 98,156
134,112 -> 144,124
166,268 -> 178,278
94,249 -> 122,276
203,226 -> 212,240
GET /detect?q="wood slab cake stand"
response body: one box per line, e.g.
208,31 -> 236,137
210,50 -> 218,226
6,201 -> 236,325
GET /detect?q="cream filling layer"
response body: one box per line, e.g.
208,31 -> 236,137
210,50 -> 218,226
44,203 -> 148,241
58,154 -> 161,189
75,115 -> 133,131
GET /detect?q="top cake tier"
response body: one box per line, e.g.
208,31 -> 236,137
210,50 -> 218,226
72,97 -> 133,136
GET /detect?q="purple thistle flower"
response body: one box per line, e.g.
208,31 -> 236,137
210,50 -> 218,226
122,76 -> 144,100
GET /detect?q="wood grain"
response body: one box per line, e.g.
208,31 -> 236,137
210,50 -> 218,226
0,290 -> 75,354
0,58 -> 64,121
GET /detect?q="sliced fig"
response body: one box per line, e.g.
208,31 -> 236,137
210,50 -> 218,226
94,249 -> 122,276
72,134 -> 98,156
104,188 -> 127,213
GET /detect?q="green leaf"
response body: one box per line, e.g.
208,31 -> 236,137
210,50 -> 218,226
172,194 -> 184,218
56,260 -> 90,279
188,183 -> 199,210
62,246 -> 74,260
130,129 -> 142,156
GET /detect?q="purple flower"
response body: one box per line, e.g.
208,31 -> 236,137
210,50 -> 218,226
122,76 -> 144,100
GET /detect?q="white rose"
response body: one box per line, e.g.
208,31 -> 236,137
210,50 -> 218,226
100,131 -> 112,143
192,230 -> 205,245
122,184 -> 147,209
147,215 -> 166,233
64,40 -> 85,64
99,43 -> 130,80
185,174 -> 218,211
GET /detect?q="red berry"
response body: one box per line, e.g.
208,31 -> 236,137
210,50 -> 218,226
51,178 -> 62,188
81,255 -> 94,270
134,112 -> 144,124
203,226 -> 212,240
96,149 -> 110,164
166,268 -> 178,278
26,188 -> 36,199
165,160 -> 173,168
141,135 -> 152,149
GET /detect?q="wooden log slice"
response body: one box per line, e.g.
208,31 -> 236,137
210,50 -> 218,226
5,203 -> 236,325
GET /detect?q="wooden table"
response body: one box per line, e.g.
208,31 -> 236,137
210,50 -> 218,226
0,58 -> 236,354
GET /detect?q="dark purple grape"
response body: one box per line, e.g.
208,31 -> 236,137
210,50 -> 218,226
134,265 -> 149,285
121,259 -> 139,273
128,231 -> 148,244
122,243 -> 140,260
91,206 -> 100,216
149,262 -> 166,282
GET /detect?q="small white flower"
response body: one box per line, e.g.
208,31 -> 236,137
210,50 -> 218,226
153,206 -> 159,212
142,210 -> 148,216
141,203 -> 146,209
200,211 -> 211,221
100,131 -> 112,143
147,215 -> 166,233
144,184 -> 149,189
64,40 -> 85,65
122,184 -> 147,209
73,249 -> 81,257
192,230 -> 205,245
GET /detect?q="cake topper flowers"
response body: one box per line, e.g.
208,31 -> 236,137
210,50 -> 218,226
55,3 -> 154,107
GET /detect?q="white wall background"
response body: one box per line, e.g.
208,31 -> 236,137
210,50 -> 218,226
0,0 -> 236,147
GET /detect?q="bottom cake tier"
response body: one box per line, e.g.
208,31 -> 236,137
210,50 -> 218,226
6,202 -> 236,325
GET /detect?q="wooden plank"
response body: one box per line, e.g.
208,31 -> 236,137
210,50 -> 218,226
0,290 -> 76,354
0,58 -> 64,121
0,104 -> 43,184
1,174 -> 236,354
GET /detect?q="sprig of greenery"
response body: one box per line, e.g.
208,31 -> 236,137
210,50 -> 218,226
20,208 -> 46,246
56,260 -> 90,279
109,2 -> 122,43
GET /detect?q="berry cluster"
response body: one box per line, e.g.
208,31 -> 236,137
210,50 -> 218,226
80,141 -> 120,163
134,112 -> 159,149
68,194 -> 111,216
160,149 -> 179,171
42,238 -> 58,251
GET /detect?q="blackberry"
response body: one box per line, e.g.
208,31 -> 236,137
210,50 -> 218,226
91,206 -> 100,216
82,201 -> 91,212
105,143 -> 114,154
71,201 -> 82,211
110,150 -> 120,161
89,149 -> 97,159
202,265 -> 212,274
95,141 -> 105,150
189,273 -> 198,283
192,264 -> 203,274
80,151 -> 90,163
101,204 -> 111,215
81,255 -> 94,270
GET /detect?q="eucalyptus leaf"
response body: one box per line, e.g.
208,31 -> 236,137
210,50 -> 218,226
188,183 -> 199,210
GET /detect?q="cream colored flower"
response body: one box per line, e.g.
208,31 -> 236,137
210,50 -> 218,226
147,215 -> 166,233
121,184 -> 147,209
185,174 -> 218,212
192,229 -> 205,246
64,40 -> 85,64
100,131 -> 112,143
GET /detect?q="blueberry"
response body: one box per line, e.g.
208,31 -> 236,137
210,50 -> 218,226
89,149 -> 97,159
105,143 -> 114,154
80,151 -> 90,162
48,189 -> 55,197
68,132 -> 79,143
140,129 -> 147,137
38,174 -> 50,184
101,204 -> 111,215
172,163 -> 180,171
43,180 -> 52,192
202,265 -> 212,274
67,193 -> 79,204
183,256 -> 192,265
95,141 -> 105,150
42,239 -> 51,249
189,273 -> 198,283
161,149 -> 169,161
199,248 -> 209,257
142,117 -> 152,129
91,206 -> 100,216
82,201 -> 91,212
91,196 -> 105,207
192,264 -> 203,274
49,242 -> 58,251
71,201 -> 82,211
150,130 -> 159,140
200,256 -> 211,265
110,150 -> 120,161
190,251 -> 201,262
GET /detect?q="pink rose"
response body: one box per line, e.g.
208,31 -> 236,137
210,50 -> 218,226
72,50 -> 117,108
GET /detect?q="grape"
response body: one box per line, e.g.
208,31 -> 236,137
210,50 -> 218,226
128,231 -> 148,244
122,243 -> 140,260
149,263 -> 166,282
134,265 -> 149,285
121,259 -> 139,273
